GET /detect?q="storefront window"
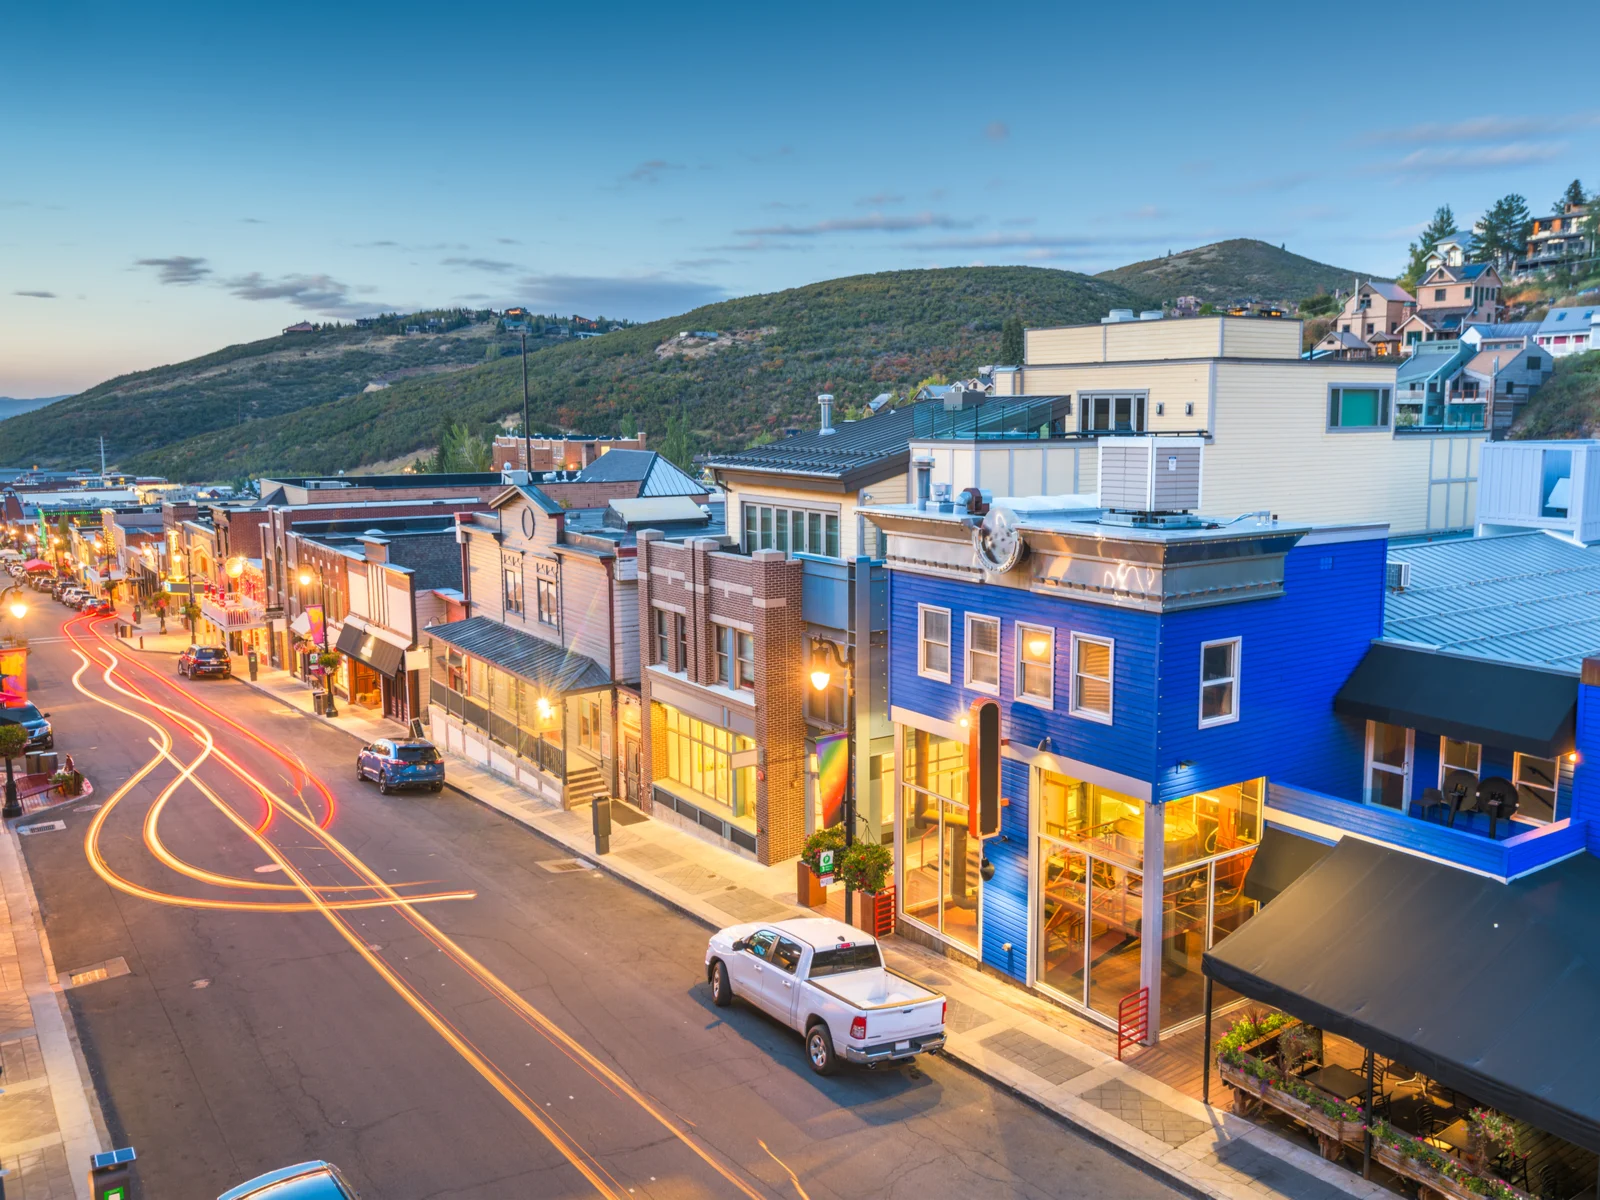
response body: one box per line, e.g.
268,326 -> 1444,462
1037,770 -> 1144,866
659,705 -> 754,822
1162,779 -> 1263,867
898,730 -> 978,954
1161,868 -> 1209,1028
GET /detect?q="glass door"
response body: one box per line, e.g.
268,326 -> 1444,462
1037,837 -> 1144,1021
1365,721 -> 1412,809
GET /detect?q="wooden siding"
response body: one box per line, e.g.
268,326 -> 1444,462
1025,324 -> 1103,365
1219,317 -> 1301,359
729,476 -> 904,561
560,554 -> 614,670
612,565 -> 640,685
464,530 -> 504,622
1021,362 -> 1209,428
982,756 -> 1032,981
1575,683 -> 1600,855
1157,538 -> 1385,802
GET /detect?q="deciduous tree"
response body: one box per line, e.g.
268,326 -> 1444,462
1000,316 -> 1024,366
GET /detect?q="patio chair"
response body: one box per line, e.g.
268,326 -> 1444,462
1496,1150 -> 1531,1193
1414,788 -> 1447,824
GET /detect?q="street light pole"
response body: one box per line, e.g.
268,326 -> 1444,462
298,562 -> 337,717
810,638 -> 857,924
520,331 -> 532,477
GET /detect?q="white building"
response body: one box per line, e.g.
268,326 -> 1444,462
1476,440 -> 1600,545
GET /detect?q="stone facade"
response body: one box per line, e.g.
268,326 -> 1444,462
636,534 -> 806,864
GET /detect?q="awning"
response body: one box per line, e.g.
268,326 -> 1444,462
335,622 -> 405,678
1242,825 -> 1332,906
288,610 -> 313,637
1334,642 -> 1577,758
425,615 -> 609,693
1205,838 -> 1600,1153
22,559 -> 49,572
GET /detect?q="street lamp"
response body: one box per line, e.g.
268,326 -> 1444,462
297,562 -> 337,716
809,637 -> 859,923
1,584 -> 29,623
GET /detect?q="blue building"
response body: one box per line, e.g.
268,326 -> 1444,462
864,445 -> 1600,1047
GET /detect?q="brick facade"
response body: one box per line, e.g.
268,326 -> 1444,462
492,434 -> 647,472
636,534 -> 806,864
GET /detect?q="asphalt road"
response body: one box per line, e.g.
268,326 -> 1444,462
15,601 -> 1181,1200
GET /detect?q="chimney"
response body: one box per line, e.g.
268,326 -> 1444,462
818,393 -> 835,436
913,454 -> 934,511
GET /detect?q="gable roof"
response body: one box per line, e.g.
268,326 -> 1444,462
1365,281 -> 1414,303
1465,321 -> 1541,340
1317,330 -> 1371,350
490,483 -> 564,516
701,402 -> 926,485
1464,347 -> 1540,378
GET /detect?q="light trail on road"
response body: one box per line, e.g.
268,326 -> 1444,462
62,612 -> 777,1199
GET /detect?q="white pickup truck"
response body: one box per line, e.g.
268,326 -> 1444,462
705,917 -> 946,1075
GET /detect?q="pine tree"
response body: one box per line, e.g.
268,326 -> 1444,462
1556,179 -> 1585,213
659,410 -> 692,471
1400,205 -> 1458,290
999,317 -> 1024,366
1475,195 -> 1532,269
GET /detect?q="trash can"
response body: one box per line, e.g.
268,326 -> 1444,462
89,1147 -> 136,1200
312,692 -> 327,716
24,752 -> 40,774
35,752 -> 58,777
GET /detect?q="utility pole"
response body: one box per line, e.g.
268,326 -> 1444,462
520,332 -> 532,477
99,435 -> 106,480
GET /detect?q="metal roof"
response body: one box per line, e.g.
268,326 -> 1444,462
424,615 -> 610,692
1538,306 -> 1599,335
1384,532 -> 1600,672
1395,343 -> 1467,384
1366,281 -> 1414,303
566,449 -> 694,495
1466,321 -> 1540,339
701,403 -> 927,480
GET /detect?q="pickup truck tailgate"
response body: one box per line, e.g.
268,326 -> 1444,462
860,997 -> 943,1044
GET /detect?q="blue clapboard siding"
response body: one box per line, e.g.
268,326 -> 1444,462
887,571 -> 1159,783
1269,782 -> 1587,878
1574,683 -> 1600,853
982,757 -> 1032,981
1156,538 -> 1386,803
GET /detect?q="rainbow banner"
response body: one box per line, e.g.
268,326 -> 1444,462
0,647 -> 27,708
307,604 -> 326,648
816,732 -> 849,831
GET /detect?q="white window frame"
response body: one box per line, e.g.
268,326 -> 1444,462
1014,622 -> 1054,709
917,604 -> 952,682
1068,633 -> 1113,724
1437,736 -> 1481,786
1512,751 -> 1559,824
1198,637 -> 1241,728
964,613 -> 1000,695
1364,721 -> 1413,808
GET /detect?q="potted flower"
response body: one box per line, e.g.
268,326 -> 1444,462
838,841 -> 894,935
1468,1108 -> 1516,1176
798,825 -> 846,907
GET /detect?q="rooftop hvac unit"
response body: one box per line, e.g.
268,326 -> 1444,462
1386,561 -> 1411,592
1097,436 -> 1203,514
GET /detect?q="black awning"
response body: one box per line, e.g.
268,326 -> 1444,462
1334,642 -> 1577,758
1242,825 -> 1332,906
1205,838 -> 1600,1153
335,623 -> 406,678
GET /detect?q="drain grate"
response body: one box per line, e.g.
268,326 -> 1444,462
18,821 -> 66,836
538,858 -> 594,874
65,957 -> 130,989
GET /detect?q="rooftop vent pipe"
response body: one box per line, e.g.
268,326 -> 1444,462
818,393 -> 835,436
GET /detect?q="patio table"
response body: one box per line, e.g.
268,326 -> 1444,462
1427,1117 -> 1471,1154
1300,1063 -> 1369,1102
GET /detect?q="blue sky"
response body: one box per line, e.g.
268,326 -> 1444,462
4,0 -> 1597,396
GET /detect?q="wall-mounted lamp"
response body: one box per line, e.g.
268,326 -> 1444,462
1176,759 -> 1196,770
979,857 -> 995,882
1036,736 -> 1052,753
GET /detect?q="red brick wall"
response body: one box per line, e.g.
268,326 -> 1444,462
636,534 -> 805,864
492,436 -> 648,472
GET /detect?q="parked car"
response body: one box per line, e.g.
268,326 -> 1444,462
178,645 -> 232,679
59,588 -> 86,608
81,597 -> 114,616
218,1161 -> 359,1200
0,702 -> 53,750
356,738 -> 445,794
705,917 -> 946,1075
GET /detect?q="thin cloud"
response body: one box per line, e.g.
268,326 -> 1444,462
856,192 -> 905,206
495,237 -> 520,245
1362,113 -> 1600,145
985,121 -> 1009,142
13,290 -> 56,299
908,231 -> 1177,251
737,211 -> 974,237
240,217 -> 265,224
1126,205 -> 1168,220
624,159 -> 683,184
1369,142 -> 1567,179
517,273 -> 728,320
441,256 -> 520,274
762,200 -> 807,211
1001,216 -> 1037,228
135,255 -> 211,285
673,257 -> 731,270
220,271 -> 375,317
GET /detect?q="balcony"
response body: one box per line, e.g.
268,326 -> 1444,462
1265,781 -> 1585,881
200,595 -> 267,630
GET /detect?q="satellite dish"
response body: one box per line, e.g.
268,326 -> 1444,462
972,503 -> 1027,574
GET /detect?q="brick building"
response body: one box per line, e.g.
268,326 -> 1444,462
491,434 -> 647,473
635,534 -> 806,864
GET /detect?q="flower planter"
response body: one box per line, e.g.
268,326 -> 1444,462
851,886 -> 895,937
1218,1060 -> 1358,1158
1369,1138 -> 1531,1200
796,860 -> 828,908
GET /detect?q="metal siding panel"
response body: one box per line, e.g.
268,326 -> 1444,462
982,757 -> 1031,981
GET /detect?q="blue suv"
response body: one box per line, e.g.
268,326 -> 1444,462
355,738 -> 445,794
218,1161 -> 359,1200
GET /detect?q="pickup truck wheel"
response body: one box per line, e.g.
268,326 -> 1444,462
710,960 -> 733,1007
806,1023 -> 839,1076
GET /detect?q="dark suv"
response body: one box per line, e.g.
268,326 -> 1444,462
0,703 -> 53,750
178,645 -> 232,679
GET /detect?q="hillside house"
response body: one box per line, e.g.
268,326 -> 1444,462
1396,262 -> 1502,348
1534,306 -> 1599,358
1517,203 -> 1593,276
1313,280 -> 1415,358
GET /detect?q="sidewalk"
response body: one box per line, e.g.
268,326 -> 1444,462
225,662 -> 1388,1200
0,822 -> 109,1200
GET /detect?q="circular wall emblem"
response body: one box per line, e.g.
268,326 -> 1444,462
521,508 -> 536,538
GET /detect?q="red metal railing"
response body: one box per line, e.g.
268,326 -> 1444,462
1116,986 -> 1149,1060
